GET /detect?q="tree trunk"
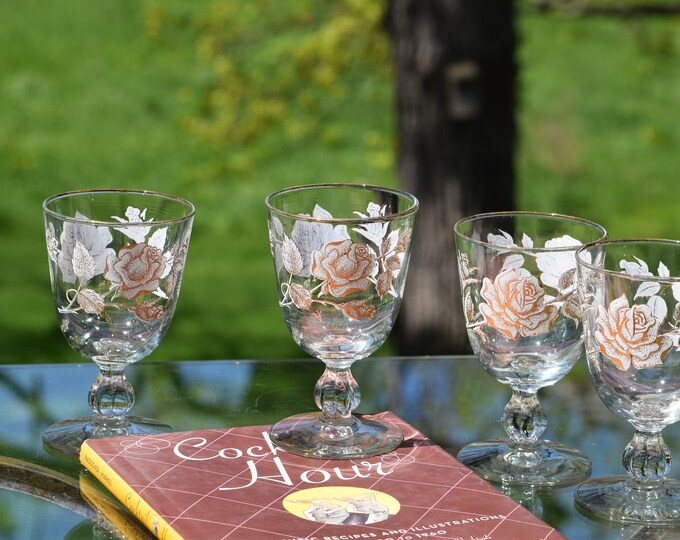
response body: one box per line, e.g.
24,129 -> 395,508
387,0 -> 517,355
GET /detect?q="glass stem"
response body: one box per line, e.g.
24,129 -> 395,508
314,366 -> 361,440
623,431 -> 671,487
88,367 -> 135,425
502,389 -> 547,449
499,484 -> 544,517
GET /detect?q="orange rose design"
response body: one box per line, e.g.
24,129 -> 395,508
340,299 -> 378,320
595,294 -> 673,371
311,240 -> 377,297
130,301 -> 164,321
105,243 -> 166,300
480,267 -> 558,339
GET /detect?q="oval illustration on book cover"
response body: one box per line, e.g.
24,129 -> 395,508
283,486 -> 400,525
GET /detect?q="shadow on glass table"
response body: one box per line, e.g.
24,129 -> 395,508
1,356 -> 679,539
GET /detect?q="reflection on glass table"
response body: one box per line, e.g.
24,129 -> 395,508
2,356 -> 680,539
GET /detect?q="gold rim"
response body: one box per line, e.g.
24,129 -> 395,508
576,238 -> 680,282
454,211 -> 607,252
265,183 -> 419,223
43,188 -> 195,225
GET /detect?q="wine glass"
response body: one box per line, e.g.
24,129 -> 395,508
575,239 -> 680,523
265,183 -> 418,459
454,211 -> 606,486
43,189 -> 194,456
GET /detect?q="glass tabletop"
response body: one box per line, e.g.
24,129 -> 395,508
0,356 -> 678,539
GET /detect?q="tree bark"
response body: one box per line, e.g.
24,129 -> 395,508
387,0 -> 517,355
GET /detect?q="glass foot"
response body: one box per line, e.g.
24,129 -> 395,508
575,476 -> 680,524
269,412 -> 403,459
43,415 -> 172,457
457,438 -> 591,487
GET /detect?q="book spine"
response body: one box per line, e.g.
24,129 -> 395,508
80,441 -> 181,540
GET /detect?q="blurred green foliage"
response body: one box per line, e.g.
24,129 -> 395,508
0,0 -> 677,364
517,8 -> 680,235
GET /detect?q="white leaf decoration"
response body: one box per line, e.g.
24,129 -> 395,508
282,235 -> 304,275
521,233 -> 534,248
381,230 -> 399,254
273,244 -> 283,274
502,254 -> 525,271
353,203 -> 388,246
354,202 -> 384,219
647,295 -> 668,322
544,235 -> 582,250
161,251 -> 174,279
269,217 -> 285,273
313,204 -> 334,220
72,241 -> 97,282
58,217 -> 114,283
289,283 -> 313,309
112,206 -> 152,243
152,287 -> 168,299
658,262 -> 670,278
112,206 -> 146,223
673,283 -> 680,303
354,223 -> 388,246
270,216 -> 285,239
366,202 -> 384,217
148,228 -> 168,251
487,229 -> 516,247
45,224 -> 60,262
620,257 -> 652,277
536,238 -> 582,291
635,281 -> 661,299
77,288 -> 105,314
558,268 -> 577,291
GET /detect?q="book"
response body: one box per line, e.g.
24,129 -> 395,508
79,471 -> 156,540
80,412 -> 566,540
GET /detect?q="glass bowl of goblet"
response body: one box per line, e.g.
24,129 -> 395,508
43,189 -> 194,456
266,183 -> 418,459
454,211 -> 606,486
575,239 -> 680,524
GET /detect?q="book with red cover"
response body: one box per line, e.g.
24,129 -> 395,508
80,412 -> 565,540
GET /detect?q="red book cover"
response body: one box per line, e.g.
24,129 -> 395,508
80,412 -> 565,540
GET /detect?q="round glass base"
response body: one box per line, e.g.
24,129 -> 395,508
457,438 -> 591,487
575,476 -> 680,524
43,415 -> 172,457
269,412 -> 403,459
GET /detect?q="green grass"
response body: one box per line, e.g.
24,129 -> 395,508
0,2 -> 678,364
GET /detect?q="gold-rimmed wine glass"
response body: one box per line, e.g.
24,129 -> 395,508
454,211 -> 606,486
575,239 -> 680,523
266,183 -> 418,459
43,189 -> 194,456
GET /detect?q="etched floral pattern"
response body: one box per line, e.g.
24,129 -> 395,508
48,206 -> 186,323
459,229 -> 587,340
130,301 -> 165,322
105,243 -> 166,300
593,256 -> 680,371
480,267 -> 559,339
595,295 -> 673,371
311,240 -> 377,297
57,217 -> 114,284
271,203 -> 412,321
